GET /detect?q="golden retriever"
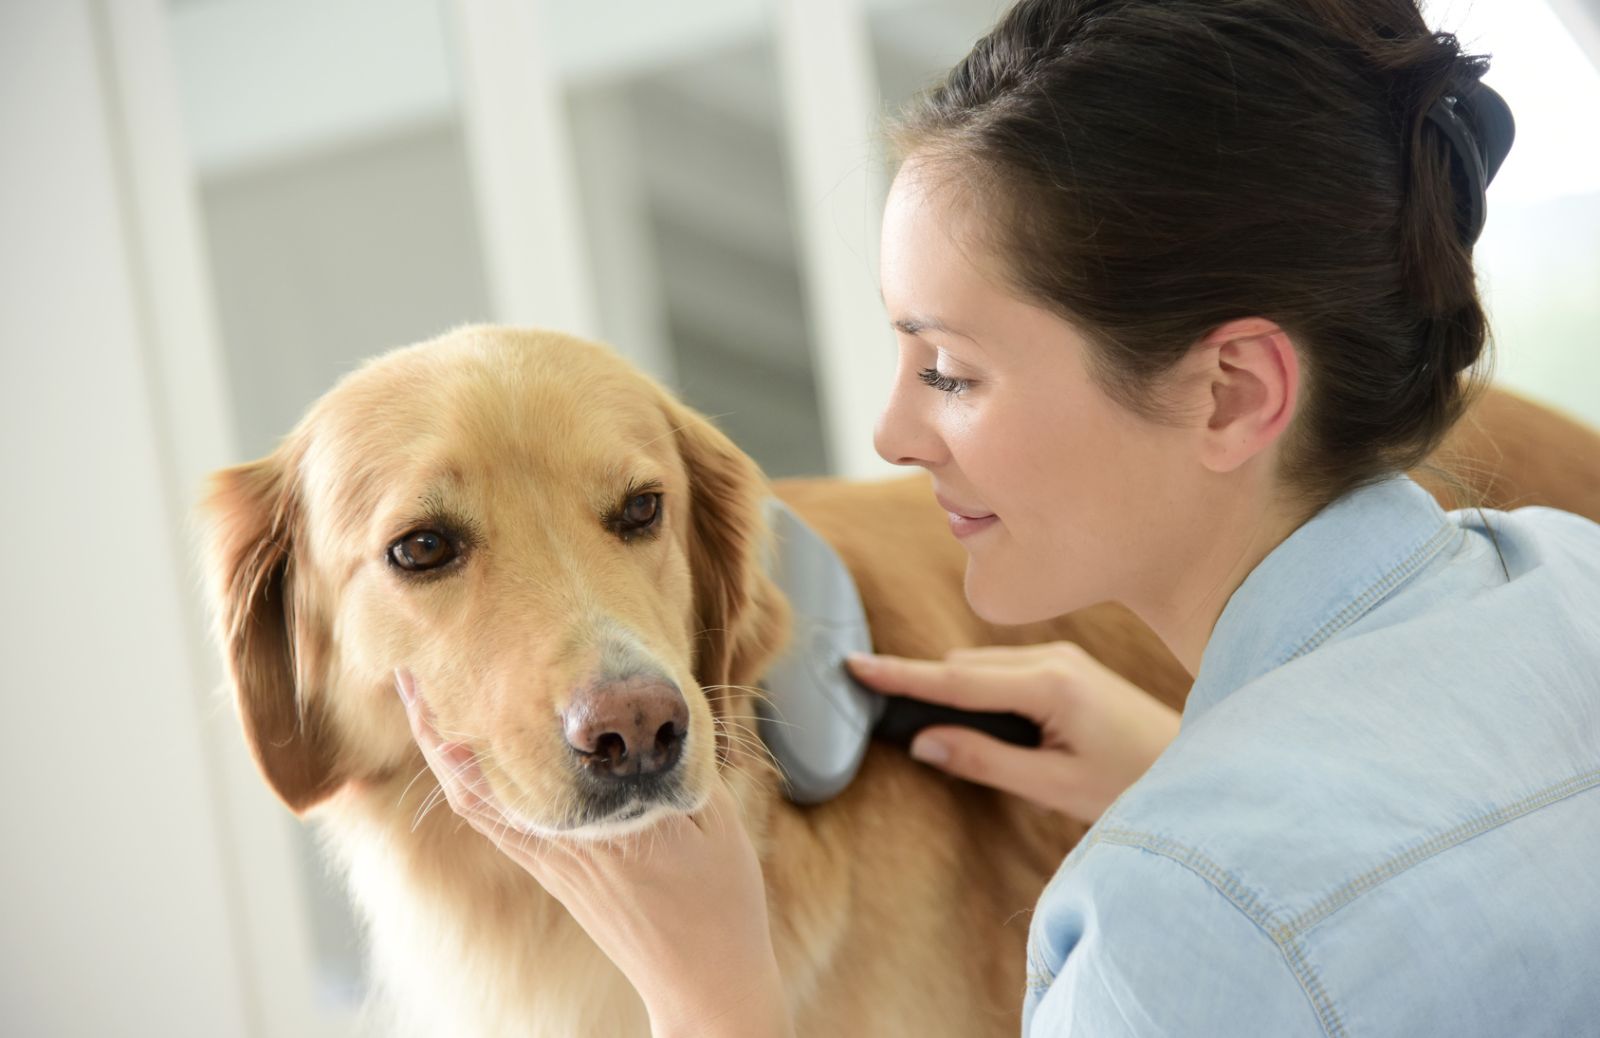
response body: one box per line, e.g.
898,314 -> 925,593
194,324 -> 1600,1036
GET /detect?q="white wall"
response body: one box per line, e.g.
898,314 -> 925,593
0,1 -> 252,1033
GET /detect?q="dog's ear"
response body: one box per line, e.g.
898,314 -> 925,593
195,446 -> 344,816
663,396 -> 790,761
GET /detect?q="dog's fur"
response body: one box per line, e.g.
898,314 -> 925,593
194,325 -> 1600,1036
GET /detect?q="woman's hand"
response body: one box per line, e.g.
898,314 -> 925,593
394,668 -> 794,1038
844,641 -> 1180,826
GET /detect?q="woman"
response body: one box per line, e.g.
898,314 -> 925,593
398,0 -> 1600,1033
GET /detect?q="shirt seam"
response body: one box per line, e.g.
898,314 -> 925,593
1025,829 -> 1346,1037
1027,769 -> 1600,1032
1283,520 -> 1459,666
1183,516 -> 1459,729
1025,824 -> 1113,993
1286,767 -> 1600,934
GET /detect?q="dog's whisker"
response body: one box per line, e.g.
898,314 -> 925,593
701,680 -> 774,700
721,731 -> 779,761
407,781 -> 449,833
474,752 -> 574,846
411,789 -> 452,834
419,779 -> 455,819
476,758 -> 535,856
501,788 -> 545,848
410,771 -> 449,820
713,726 -> 766,754
701,682 -> 796,723
711,717 -> 784,747
711,717 -> 782,767
397,760 -> 439,808
637,413 -> 737,451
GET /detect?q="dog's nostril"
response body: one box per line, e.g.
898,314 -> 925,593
594,732 -> 628,769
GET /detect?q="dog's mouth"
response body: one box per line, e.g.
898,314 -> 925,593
573,768 -> 687,825
578,793 -> 700,838
536,794 -> 704,842
492,767 -> 705,842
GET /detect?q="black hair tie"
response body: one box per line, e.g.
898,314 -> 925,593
1424,79 -> 1516,247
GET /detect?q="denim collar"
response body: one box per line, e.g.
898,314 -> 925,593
1182,472 -> 1460,729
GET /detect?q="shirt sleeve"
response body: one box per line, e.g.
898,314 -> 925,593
1024,841 -> 1329,1037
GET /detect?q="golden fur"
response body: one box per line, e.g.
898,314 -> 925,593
195,325 -> 1600,1036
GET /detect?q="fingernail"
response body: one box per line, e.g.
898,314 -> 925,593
394,668 -> 414,705
846,652 -> 876,667
910,737 -> 947,765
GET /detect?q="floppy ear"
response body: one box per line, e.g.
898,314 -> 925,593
195,446 -> 344,816
664,397 -> 790,765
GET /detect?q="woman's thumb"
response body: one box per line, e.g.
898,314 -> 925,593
907,723 -> 1080,809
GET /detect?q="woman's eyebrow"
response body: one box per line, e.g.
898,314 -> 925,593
890,314 -> 958,336
888,313 -> 989,358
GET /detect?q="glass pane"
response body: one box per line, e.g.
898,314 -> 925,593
1428,0 -> 1600,428
869,0 -> 1004,106
167,0 -> 488,1009
168,0 -> 492,461
559,2 -> 830,477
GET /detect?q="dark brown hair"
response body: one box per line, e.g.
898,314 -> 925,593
882,0 -> 1498,521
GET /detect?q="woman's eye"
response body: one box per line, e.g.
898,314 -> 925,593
389,530 -> 458,572
614,491 -> 663,538
917,367 -> 971,395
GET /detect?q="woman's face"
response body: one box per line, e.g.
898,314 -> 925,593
875,158 -> 1214,627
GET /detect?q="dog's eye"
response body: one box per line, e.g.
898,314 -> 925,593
624,493 -> 659,526
614,491 -> 663,538
389,530 -> 458,572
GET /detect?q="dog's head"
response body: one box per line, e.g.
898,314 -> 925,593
194,325 -> 790,838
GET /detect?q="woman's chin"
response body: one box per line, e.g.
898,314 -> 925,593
964,571 -> 1036,627
966,567 -> 1088,627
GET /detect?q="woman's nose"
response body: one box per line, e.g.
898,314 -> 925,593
873,367 -> 944,468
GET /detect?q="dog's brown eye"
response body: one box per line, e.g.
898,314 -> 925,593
609,491 -> 664,541
623,493 -> 660,528
607,484 -> 665,541
389,530 -> 457,571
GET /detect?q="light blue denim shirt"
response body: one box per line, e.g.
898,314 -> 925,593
1022,471 -> 1600,1036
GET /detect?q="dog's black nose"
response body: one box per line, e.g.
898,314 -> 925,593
563,676 -> 688,781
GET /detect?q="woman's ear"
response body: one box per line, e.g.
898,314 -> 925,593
1190,318 -> 1300,474
661,395 -> 790,763
195,446 -> 344,815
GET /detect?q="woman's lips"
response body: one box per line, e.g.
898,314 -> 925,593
948,512 -> 998,537
934,491 -> 997,537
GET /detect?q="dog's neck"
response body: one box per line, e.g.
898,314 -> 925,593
314,779 -> 644,1035
316,731 -> 809,1034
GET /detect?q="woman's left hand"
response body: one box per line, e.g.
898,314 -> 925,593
394,668 -> 793,1038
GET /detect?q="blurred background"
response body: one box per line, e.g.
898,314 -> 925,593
3,0 -> 1596,1034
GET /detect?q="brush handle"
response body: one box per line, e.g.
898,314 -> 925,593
873,694 -> 1043,750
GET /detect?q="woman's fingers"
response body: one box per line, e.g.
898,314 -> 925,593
942,641 -> 1075,664
845,650 -> 1062,721
432,740 -> 490,812
909,724 -> 1095,817
846,644 -> 1180,824
396,669 -> 509,825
